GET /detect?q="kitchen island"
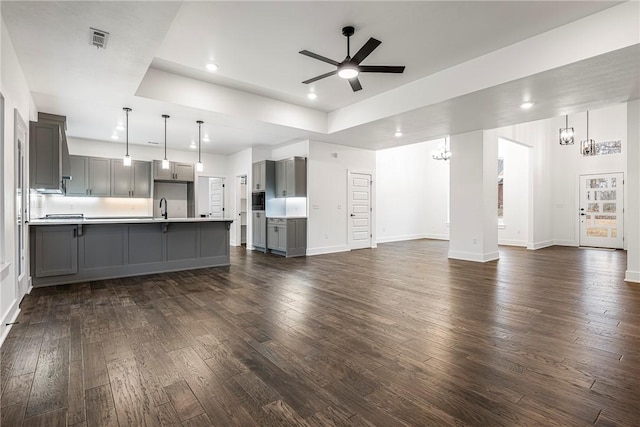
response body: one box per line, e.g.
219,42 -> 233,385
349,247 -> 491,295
28,217 -> 233,287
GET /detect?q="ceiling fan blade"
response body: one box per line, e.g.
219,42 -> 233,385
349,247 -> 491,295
302,70 -> 337,84
348,77 -> 362,92
359,65 -> 405,73
351,38 -> 381,65
299,50 -> 340,66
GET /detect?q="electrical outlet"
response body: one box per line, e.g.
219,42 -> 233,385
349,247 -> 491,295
473,237 -> 477,244
337,204 -> 342,210
325,234 -> 329,239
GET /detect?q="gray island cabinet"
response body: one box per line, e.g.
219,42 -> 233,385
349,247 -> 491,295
29,218 -> 232,287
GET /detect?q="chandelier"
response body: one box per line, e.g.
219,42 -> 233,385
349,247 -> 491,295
432,137 -> 451,161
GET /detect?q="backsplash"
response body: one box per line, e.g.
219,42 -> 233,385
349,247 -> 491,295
30,193 -> 153,219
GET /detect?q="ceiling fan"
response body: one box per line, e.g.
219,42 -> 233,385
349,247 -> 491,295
299,26 -> 405,92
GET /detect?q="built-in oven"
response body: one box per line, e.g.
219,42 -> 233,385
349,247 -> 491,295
252,192 -> 265,210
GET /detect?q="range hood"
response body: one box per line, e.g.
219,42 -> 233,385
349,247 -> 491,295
30,113 -> 72,194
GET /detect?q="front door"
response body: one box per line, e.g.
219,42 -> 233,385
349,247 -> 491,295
348,172 -> 372,250
579,173 -> 624,249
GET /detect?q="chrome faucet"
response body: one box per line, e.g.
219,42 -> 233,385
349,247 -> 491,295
159,197 -> 168,219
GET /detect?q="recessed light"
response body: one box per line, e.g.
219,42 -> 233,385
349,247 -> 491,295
394,131 -> 403,137
521,101 -> 535,109
111,134 -> 119,140
115,124 -> 125,131
206,63 -> 218,72
203,136 -> 210,142
307,92 -> 317,100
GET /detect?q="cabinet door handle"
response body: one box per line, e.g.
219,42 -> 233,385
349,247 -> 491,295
73,228 -> 77,238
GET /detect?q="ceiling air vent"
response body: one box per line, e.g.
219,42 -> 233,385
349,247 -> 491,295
89,27 -> 109,49
148,141 -> 159,145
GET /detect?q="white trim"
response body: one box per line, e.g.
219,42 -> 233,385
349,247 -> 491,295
0,262 -> 10,275
307,245 -> 350,256
0,301 -> 20,348
527,240 -> 554,250
498,239 -> 527,247
448,250 -> 499,262
425,234 -> 449,241
553,239 -> 579,247
624,270 -> 640,283
376,233 -> 430,244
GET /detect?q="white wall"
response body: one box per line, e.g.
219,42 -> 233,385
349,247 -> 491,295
376,138 -> 449,243
1,16 -> 36,345
625,100 -> 639,282
498,138 -> 530,247
549,105 -> 627,247
270,140 -> 308,160
307,140 -> 376,255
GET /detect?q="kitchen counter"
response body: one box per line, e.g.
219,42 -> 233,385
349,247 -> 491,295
29,217 -> 234,225
265,216 -> 307,219
29,218 -> 233,287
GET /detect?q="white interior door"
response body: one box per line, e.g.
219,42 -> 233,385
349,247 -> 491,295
208,177 -> 224,218
348,172 -> 372,250
579,173 -> 624,249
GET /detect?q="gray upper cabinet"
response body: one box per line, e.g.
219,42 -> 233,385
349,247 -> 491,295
29,121 -> 61,190
66,156 -> 88,196
153,160 -> 194,182
111,159 -> 151,198
252,161 -> 266,191
65,156 -> 110,196
275,157 -> 306,198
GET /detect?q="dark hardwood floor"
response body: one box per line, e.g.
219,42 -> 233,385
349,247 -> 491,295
1,240 -> 639,426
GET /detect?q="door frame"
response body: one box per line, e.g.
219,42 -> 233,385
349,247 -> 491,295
578,172 -> 624,249
347,169 -> 376,250
14,109 -> 28,295
233,174 -> 247,247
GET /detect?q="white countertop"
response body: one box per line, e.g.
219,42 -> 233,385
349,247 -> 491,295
266,216 -> 308,219
28,217 -> 234,225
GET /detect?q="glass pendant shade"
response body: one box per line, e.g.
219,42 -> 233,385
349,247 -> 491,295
559,115 -> 574,145
580,111 -> 596,156
123,154 -> 132,166
432,137 -> 451,161
196,162 -> 204,172
162,158 -> 170,169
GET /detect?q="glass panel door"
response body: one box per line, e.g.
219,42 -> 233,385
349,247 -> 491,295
579,173 -> 624,249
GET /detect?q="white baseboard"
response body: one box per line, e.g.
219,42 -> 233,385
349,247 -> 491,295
448,250 -> 499,263
307,245 -> 350,256
527,240 -> 554,250
498,239 -> 527,247
0,299 -> 20,348
376,233 -> 429,244
425,233 -> 449,241
625,270 -> 640,283
553,239 -> 579,247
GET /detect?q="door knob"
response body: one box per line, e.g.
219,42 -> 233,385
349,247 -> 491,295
580,213 -> 586,216
350,213 -> 356,217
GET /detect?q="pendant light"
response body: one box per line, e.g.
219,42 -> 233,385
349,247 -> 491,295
581,111 -> 596,156
196,120 -> 204,172
432,136 -> 451,161
161,114 -> 170,169
559,114 -> 574,145
122,107 -> 132,166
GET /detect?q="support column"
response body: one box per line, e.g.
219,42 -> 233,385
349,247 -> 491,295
625,100 -> 640,283
448,130 -> 499,262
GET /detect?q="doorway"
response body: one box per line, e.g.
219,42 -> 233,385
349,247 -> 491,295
234,175 -> 247,246
579,173 -> 624,249
348,172 -> 372,250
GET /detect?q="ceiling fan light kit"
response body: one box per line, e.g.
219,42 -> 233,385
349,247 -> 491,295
300,25 -> 405,92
